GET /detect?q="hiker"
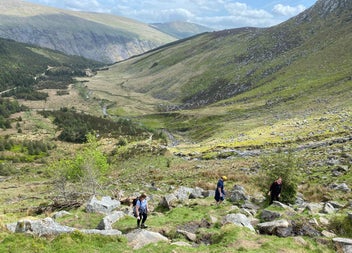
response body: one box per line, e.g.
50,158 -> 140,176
268,177 -> 282,205
135,193 -> 148,228
215,176 -> 227,205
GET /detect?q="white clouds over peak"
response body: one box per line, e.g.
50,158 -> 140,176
26,0 -> 317,30
272,4 -> 306,16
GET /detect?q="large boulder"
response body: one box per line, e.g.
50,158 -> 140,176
8,217 -> 123,237
229,185 -> 249,202
14,217 -> 75,236
223,213 -> 255,232
159,193 -> 178,210
126,229 -> 169,249
97,211 -> 126,230
173,186 -> 194,201
86,196 -> 120,214
257,219 -> 292,237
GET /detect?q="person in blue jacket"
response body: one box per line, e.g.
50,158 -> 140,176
215,176 -> 227,205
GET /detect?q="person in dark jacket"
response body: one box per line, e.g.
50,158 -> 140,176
268,177 -> 282,204
215,176 -> 227,205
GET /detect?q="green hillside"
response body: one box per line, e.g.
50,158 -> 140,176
84,0 -> 351,153
0,37 -> 103,91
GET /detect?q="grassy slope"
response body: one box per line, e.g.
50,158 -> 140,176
84,3 -> 352,153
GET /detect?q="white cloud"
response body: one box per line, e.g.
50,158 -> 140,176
272,4 -> 306,16
27,0 -> 315,30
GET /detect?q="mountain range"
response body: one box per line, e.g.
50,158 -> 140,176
0,0 -> 211,63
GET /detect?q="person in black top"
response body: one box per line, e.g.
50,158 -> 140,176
215,176 -> 227,205
268,177 -> 282,205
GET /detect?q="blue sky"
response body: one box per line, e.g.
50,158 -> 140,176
25,0 -> 317,30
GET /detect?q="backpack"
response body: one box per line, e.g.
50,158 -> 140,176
132,198 -> 139,217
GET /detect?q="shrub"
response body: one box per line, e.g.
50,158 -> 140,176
329,214 -> 352,237
257,150 -> 301,205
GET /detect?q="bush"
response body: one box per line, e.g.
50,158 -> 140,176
257,150 -> 301,205
329,214 -> 352,237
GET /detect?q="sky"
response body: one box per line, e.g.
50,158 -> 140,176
25,0 -> 318,30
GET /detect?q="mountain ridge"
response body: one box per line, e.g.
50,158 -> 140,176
91,0 -> 351,109
0,0 -> 178,63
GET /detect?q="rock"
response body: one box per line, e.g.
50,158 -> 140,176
202,189 -> 215,198
80,229 -> 122,236
333,237 -> 352,253
319,217 -> 330,226
322,202 -> 335,214
9,217 -> 123,237
6,222 -> 17,233
223,213 -> 255,232
171,241 -> 193,247
52,211 -> 71,219
293,236 -> 308,246
173,186 -> 194,201
229,185 -> 248,202
189,187 -> 204,199
261,209 -> 281,221
305,203 -> 323,214
329,201 -> 345,209
294,222 -> 321,237
177,229 -> 197,242
321,230 -> 337,238
96,211 -> 125,230
85,196 -> 120,214
14,217 -> 75,236
257,219 -> 292,237
159,193 -> 178,210
126,229 -> 169,250
330,183 -> 350,192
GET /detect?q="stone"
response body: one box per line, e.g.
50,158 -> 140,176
189,187 -> 204,199
177,229 -> 197,242
159,193 -> 178,210
173,186 -> 194,201
333,237 -> 352,253
322,202 -> 335,214
14,217 -> 75,236
223,213 -> 255,231
96,211 -> 125,230
126,229 -> 169,250
321,230 -> 337,238
261,209 -> 281,221
52,211 -> 71,219
257,219 -> 291,237
85,196 -> 120,214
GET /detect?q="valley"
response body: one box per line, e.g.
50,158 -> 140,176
0,0 -> 351,252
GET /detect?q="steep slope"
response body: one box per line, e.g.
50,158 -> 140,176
150,21 -> 213,39
84,0 -> 351,147
88,0 -> 351,107
0,37 -> 103,91
0,0 -> 177,63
